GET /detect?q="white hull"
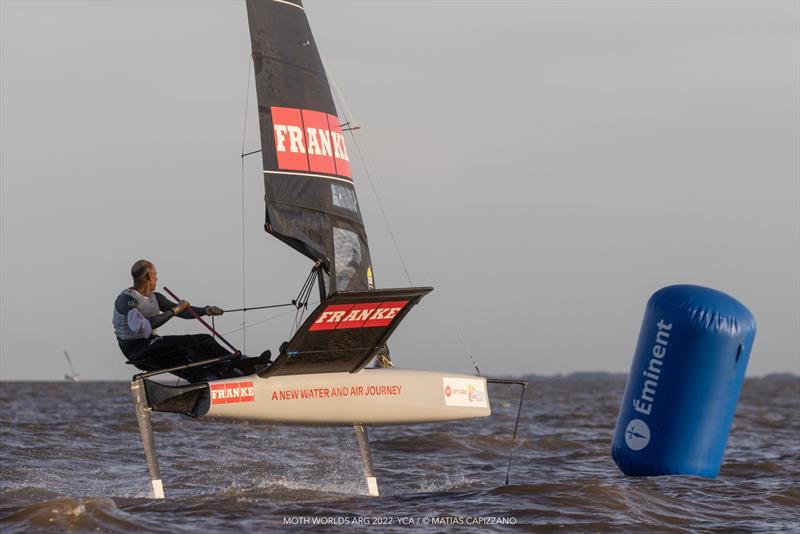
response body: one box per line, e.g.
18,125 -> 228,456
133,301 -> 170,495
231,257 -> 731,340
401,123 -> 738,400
201,368 -> 491,425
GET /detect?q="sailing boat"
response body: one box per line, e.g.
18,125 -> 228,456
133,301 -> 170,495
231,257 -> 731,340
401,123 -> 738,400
130,0 -> 522,499
63,350 -> 79,382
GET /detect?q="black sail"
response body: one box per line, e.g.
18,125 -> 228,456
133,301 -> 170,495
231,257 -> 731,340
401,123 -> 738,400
246,0 -> 372,293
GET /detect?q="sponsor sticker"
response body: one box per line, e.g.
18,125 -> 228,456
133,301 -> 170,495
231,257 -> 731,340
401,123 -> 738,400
271,384 -> 403,401
210,381 -> 255,405
271,106 -> 351,179
442,377 -> 488,408
625,418 -> 651,451
309,301 -> 409,331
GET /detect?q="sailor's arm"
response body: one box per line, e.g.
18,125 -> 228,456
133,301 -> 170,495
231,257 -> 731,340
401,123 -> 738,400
146,300 -> 187,329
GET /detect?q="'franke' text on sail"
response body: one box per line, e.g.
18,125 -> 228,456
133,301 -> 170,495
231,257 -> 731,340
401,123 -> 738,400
271,106 -> 351,178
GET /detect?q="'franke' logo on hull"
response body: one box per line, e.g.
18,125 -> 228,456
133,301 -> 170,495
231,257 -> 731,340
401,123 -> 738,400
309,301 -> 409,331
210,382 -> 255,405
271,106 -> 351,179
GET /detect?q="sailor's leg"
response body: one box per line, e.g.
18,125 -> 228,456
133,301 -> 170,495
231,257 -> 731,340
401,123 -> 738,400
154,335 -> 217,382
354,424 -> 379,496
130,378 -> 165,499
129,336 -> 195,367
187,334 -> 230,359
184,334 -> 243,379
188,335 -> 271,378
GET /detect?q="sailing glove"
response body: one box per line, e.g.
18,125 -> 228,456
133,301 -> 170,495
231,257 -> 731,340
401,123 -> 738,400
172,300 -> 191,315
205,305 -> 224,316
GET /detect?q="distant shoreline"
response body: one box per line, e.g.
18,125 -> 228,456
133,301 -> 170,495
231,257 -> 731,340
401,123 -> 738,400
1,372 -> 797,383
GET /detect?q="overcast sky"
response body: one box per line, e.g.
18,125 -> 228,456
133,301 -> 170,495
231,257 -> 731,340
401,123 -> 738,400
1,0 -> 798,380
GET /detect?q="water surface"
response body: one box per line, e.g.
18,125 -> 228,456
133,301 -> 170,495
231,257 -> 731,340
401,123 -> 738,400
1,376 -> 797,532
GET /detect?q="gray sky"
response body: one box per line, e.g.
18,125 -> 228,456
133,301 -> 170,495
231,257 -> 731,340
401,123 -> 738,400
1,1 -> 798,380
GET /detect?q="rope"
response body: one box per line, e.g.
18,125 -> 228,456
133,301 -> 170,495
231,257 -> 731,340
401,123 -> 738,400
220,306 -> 301,337
218,271 -> 319,337
293,264 -> 319,305
291,266 -> 318,335
224,302 -> 295,313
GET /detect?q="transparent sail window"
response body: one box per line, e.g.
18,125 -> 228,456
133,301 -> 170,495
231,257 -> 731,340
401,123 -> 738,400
333,227 -> 362,290
331,183 -> 358,212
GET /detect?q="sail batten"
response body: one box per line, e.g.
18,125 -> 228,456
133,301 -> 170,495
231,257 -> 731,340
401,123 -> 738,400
246,0 -> 372,293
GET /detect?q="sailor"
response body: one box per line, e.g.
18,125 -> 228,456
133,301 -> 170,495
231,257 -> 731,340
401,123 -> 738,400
113,259 -> 266,382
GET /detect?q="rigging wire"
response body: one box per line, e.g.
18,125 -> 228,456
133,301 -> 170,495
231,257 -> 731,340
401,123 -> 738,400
326,69 -> 414,287
239,57 -> 253,354
235,53 -> 321,346
454,321 -> 482,376
327,67 -> 487,376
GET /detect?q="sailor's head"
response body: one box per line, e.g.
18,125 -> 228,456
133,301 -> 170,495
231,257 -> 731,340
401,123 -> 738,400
131,259 -> 157,291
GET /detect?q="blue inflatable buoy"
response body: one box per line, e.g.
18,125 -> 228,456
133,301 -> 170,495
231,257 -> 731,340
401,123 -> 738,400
612,285 -> 756,478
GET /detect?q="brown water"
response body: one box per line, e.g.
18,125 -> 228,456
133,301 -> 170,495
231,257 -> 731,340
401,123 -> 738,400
1,376 -> 798,532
